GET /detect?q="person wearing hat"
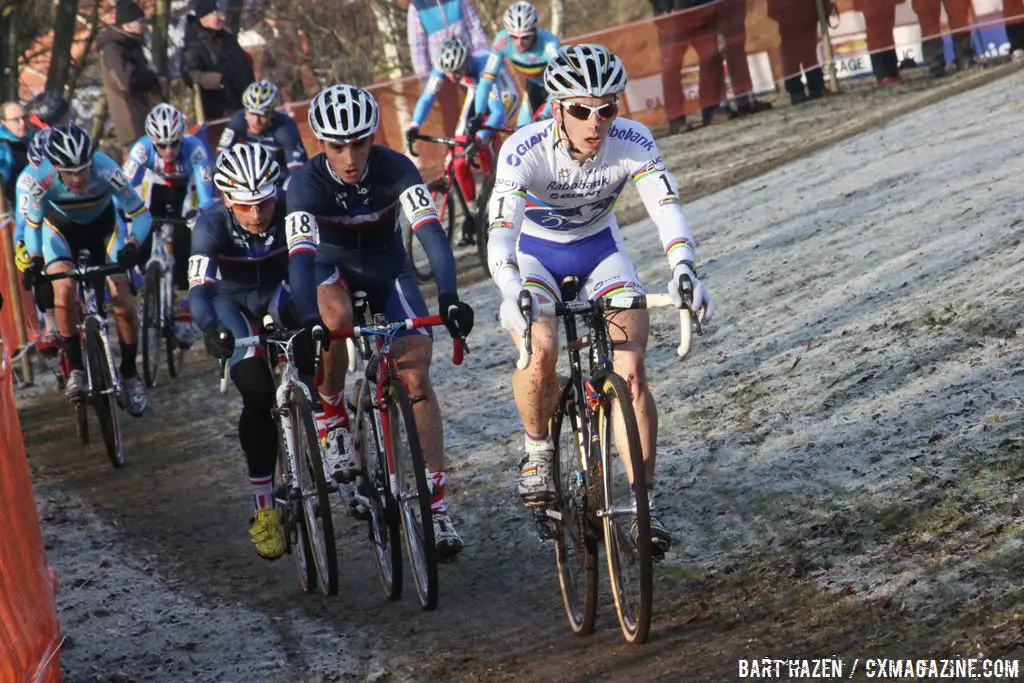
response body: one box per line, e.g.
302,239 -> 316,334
180,0 -> 255,122
98,0 -> 165,148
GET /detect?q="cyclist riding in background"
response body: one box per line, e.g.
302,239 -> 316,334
124,103 -> 215,347
217,80 -> 308,181
189,143 -> 294,561
21,123 -> 153,415
405,36 -> 518,220
288,84 -> 475,559
486,45 -> 716,554
13,128 -> 59,353
477,2 -> 561,128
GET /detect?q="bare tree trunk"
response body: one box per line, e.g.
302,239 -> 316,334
90,93 -> 107,140
152,0 -> 171,77
66,1 -> 103,94
225,0 -> 244,35
550,0 -> 563,36
0,4 -> 15,101
45,0 -> 80,95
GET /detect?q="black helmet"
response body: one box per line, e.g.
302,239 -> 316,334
30,92 -> 70,126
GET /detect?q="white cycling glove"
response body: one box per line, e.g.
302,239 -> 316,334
668,262 -> 715,322
499,289 -> 539,338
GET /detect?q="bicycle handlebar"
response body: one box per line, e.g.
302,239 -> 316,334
515,292 -> 698,370
329,314 -> 467,367
218,321 -> 324,394
40,263 -> 130,283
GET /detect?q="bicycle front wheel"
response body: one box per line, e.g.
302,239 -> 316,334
552,384 -> 599,635
386,379 -> 438,610
355,379 -> 402,601
141,262 -> 162,388
474,174 -> 495,272
85,318 -> 123,468
291,386 -> 338,596
276,431 -> 317,593
597,372 -> 652,644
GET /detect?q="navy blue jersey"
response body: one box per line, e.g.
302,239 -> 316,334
285,146 -> 457,321
188,193 -> 289,331
217,110 -> 309,176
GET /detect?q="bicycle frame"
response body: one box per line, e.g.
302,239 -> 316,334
146,222 -> 176,327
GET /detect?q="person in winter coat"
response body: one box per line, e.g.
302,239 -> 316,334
180,0 -> 255,122
0,101 -> 30,203
99,0 -> 165,148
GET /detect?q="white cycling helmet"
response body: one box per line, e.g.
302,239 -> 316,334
504,2 -> 539,34
242,79 -> 280,116
45,123 -> 94,170
214,143 -> 281,203
438,36 -> 470,74
544,44 -> 627,100
307,84 -> 379,142
27,128 -> 52,167
145,103 -> 185,144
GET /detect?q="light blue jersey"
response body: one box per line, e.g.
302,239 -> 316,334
23,151 -> 151,258
412,52 -> 518,139
478,29 -> 560,127
123,134 -> 214,213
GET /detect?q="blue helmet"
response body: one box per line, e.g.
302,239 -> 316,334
27,128 -> 52,167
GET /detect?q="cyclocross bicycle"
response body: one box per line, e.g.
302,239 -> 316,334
518,275 -> 699,644
331,292 -> 466,610
43,250 -> 132,468
220,321 -> 338,596
141,216 -> 190,387
406,124 -> 511,282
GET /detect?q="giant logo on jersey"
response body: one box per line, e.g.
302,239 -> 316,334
524,194 -> 617,231
504,127 -> 551,167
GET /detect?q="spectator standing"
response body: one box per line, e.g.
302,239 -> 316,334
181,0 -> 255,122
912,0 -> 976,76
717,0 -> 772,115
0,101 -> 30,204
407,0 -> 490,136
766,0 -> 826,104
98,0 -> 165,149
1005,0 -> 1024,60
856,0 -> 904,86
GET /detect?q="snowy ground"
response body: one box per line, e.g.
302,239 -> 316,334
15,66 -> 1024,681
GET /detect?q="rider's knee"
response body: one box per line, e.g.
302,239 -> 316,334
317,288 -> 352,329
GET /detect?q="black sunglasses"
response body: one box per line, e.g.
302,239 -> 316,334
155,141 -> 180,150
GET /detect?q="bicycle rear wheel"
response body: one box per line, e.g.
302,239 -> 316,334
386,379 -> 438,610
552,383 -> 599,635
62,350 -> 89,443
291,386 -> 338,596
141,262 -> 162,388
355,379 -> 402,600
85,318 -> 123,468
276,439 -> 317,593
597,373 -> 652,644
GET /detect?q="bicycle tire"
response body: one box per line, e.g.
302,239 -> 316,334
291,386 -> 338,596
276,436 -> 318,593
141,262 -> 162,388
85,318 -> 123,468
597,372 -> 652,644
355,379 -> 402,601
386,379 -> 438,610
474,174 -> 495,273
63,350 -> 89,443
552,383 -> 599,635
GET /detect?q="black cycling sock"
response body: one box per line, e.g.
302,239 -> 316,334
119,341 -> 138,378
63,335 -> 83,370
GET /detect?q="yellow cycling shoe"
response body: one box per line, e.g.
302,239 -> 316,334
14,240 -> 31,273
248,507 -> 286,560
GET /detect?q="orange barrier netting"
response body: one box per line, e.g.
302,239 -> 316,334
0,220 -> 39,357
0,343 -> 62,683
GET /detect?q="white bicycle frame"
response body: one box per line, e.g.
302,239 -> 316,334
145,222 -> 177,330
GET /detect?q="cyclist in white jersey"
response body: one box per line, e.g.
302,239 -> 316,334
486,44 -> 715,553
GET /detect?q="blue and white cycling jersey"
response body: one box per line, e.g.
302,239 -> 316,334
486,118 -> 698,303
478,29 -> 560,127
123,134 -> 215,214
13,167 -> 41,246
412,52 -> 518,138
23,152 -> 151,258
217,110 -> 308,177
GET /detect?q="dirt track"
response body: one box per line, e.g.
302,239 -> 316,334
16,61 -> 1024,682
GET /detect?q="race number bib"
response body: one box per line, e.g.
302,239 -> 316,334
187,254 -> 212,289
398,183 -> 439,232
285,211 -> 319,251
